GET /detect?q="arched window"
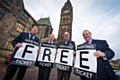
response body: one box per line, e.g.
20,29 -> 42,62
15,23 -> 25,33
4,36 -> 14,50
20,11 -> 28,22
44,27 -> 49,38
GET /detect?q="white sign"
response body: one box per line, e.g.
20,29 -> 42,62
73,44 -> 97,79
55,48 -> 74,72
14,43 -> 38,61
38,47 -> 56,62
37,46 -> 56,67
55,48 -> 73,65
75,50 -> 97,72
10,38 -> 39,67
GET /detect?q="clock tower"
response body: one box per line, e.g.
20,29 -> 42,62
57,0 -> 73,43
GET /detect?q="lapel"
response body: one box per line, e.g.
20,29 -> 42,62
48,41 -> 54,44
92,39 -> 98,50
92,39 -> 103,51
22,32 -> 29,40
91,39 -> 96,44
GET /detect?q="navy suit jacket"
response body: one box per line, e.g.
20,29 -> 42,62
11,32 -> 39,59
92,39 -> 116,80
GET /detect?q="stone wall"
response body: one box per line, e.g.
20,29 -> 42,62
0,0 -> 53,56
0,0 -> 37,55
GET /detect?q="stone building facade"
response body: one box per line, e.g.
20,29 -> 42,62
57,0 -> 73,43
37,17 -> 53,42
0,0 -> 53,56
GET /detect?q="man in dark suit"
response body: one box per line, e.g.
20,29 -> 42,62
56,32 -> 76,80
80,30 -> 116,80
38,34 -> 57,80
3,24 -> 40,80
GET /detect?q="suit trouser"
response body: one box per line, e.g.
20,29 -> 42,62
38,66 -> 51,80
80,73 -> 116,80
80,76 -> 89,80
3,64 -> 27,80
97,72 -> 117,80
80,76 -> 96,80
57,69 -> 71,80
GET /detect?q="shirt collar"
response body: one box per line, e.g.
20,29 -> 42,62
87,38 -> 93,44
48,41 -> 53,44
29,32 -> 35,39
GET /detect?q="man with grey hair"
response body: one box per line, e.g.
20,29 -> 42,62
80,29 -> 116,80
38,34 -> 57,80
56,32 -> 76,80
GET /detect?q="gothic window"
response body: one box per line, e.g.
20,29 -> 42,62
64,26 -> 68,29
0,7 -> 5,19
20,11 -> 28,22
44,27 -> 49,38
4,36 -> 14,50
61,26 -> 63,29
16,23 -> 25,33
67,17 -> 69,22
62,17 -> 66,24
4,0 -> 12,4
50,28 -> 52,34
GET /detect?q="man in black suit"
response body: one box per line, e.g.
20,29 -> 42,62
80,30 -> 116,80
3,24 -> 40,80
38,34 -> 57,80
56,32 -> 76,80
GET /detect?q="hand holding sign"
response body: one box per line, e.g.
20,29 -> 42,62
10,38 -> 39,67
55,50 -> 58,56
15,43 -> 22,48
73,51 -> 76,55
37,48 -> 40,55
94,50 -> 105,58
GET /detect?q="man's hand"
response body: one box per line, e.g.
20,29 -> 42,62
55,50 -> 58,56
73,51 -> 76,55
37,49 -> 40,55
15,43 -> 22,48
94,50 -> 105,58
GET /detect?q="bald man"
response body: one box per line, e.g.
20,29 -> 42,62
80,30 -> 116,80
38,34 -> 57,80
56,32 -> 76,80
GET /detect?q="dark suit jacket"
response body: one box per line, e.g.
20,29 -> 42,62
11,32 -> 39,59
92,39 -> 116,80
